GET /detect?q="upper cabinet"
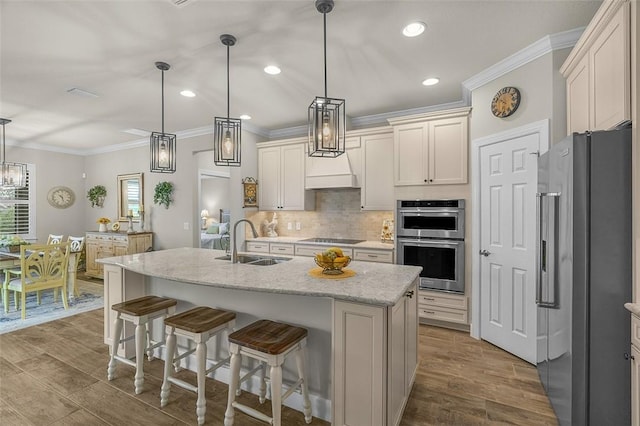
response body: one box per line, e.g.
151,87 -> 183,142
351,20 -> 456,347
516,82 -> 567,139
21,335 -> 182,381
562,0 -> 630,134
361,131 -> 395,210
389,107 -> 470,186
258,140 -> 315,211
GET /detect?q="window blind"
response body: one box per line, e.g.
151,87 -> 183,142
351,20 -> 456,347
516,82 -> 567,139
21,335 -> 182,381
0,164 -> 35,238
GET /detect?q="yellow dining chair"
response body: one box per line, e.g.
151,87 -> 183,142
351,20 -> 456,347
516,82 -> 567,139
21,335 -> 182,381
3,242 -> 71,320
67,236 -> 85,297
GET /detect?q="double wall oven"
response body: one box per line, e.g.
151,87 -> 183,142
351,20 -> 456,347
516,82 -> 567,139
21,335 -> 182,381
396,200 -> 465,294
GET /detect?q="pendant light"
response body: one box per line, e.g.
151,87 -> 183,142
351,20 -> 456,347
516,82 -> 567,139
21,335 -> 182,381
214,34 -> 241,167
308,0 -> 345,158
0,118 -> 27,189
150,61 -> 177,173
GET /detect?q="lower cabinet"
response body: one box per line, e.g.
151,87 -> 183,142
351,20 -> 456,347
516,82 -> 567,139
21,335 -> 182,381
295,244 -> 353,258
631,314 -> 640,425
333,280 -> 418,426
418,290 -> 468,325
86,232 -> 153,279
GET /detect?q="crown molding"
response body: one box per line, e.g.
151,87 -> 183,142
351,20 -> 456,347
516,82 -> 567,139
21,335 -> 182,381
462,27 -> 584,92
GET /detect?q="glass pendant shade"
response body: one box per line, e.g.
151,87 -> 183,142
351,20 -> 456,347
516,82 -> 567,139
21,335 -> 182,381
308,96 -> 345,157
214,34 -> 241,167
150,131 -> 176,173
0,118 -> 26,189
150,61 -> 177,173
214,117 -> 241,166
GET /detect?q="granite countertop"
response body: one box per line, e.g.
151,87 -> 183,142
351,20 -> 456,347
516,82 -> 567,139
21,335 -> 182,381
249,236 -> 395,250
625,303 -> 640,316
98,247 -> 419,306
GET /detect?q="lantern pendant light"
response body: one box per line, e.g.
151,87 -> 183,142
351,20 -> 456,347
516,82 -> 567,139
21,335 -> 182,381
214,34 -> 241,167
308,0 -> 345,158
150,61 -> 177,173
0,118 -> 27,189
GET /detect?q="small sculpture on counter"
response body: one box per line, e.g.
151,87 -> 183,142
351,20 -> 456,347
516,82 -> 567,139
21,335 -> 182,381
263,212 -> 278,237
381,219 -> 394,242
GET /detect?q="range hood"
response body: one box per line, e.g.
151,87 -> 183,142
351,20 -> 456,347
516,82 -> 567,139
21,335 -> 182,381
305,153 -> 358,189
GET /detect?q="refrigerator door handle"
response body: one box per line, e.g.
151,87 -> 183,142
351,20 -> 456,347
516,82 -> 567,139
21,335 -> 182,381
536,192 -> 561,308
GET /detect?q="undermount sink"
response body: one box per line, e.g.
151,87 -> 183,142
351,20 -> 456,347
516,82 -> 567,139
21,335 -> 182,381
215,254 -> 291,266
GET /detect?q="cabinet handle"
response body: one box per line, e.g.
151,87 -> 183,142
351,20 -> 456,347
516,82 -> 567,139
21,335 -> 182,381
424,179 -> 427,183
424,310 -> 435,315
429,179 -> 433,182
405,290 -> 414,298
625,352 -> 635,361
367,254 -> 378,258
424,297 -> 435,301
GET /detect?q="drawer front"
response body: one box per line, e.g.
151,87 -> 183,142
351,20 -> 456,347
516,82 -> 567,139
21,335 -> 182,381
419,290 -> 467,310
87,233 -> 112,242
112,235 -> 128,244
270,243 -> 294,255
632,315 -> 640,348
353,249 -> 393,263
246,241 -> 270,254
419,306 -> 468,324
295,244 -> 353,257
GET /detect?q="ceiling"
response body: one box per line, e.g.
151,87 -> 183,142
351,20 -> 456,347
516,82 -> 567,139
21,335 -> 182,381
0,0 -> 601,155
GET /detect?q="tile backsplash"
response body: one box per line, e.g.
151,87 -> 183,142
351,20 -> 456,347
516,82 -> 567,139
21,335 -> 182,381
246,188 -> 393,242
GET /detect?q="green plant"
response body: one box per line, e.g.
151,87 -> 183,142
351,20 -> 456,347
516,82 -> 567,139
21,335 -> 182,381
154,181 -> 174,209
87,185 -> 107,207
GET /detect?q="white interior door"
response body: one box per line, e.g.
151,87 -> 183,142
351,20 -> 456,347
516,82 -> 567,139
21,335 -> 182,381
478,131 -> 540,364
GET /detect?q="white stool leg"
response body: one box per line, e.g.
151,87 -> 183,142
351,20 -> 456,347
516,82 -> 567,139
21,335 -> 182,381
295,345 -> 312,423
107,314 -> 123,380
160,327 -> 176,407
224,346 -> 241,426
134,320 -> 146,394
270,363 -> 283,426
258,362 -> 267,404
196,340 -> 207,425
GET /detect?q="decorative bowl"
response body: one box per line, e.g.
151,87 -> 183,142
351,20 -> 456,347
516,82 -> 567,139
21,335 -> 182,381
314,255 -> 351,275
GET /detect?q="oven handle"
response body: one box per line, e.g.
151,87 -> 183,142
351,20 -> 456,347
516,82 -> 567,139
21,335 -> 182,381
396,238 -> 463,246
399,209 -> 460,215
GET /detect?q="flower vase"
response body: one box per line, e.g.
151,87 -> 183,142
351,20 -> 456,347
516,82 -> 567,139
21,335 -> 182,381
99,223 -> 107,232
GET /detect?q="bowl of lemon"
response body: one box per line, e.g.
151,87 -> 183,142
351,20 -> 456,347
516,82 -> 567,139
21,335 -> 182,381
315,247 -> 351,275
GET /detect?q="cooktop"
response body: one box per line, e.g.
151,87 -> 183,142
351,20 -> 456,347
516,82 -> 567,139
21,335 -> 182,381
298,237 -> 366,245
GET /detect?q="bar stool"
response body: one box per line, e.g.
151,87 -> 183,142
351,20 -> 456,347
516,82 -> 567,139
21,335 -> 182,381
224,319 -> 312,426
160,306 -> 236,425
107,295 -> 178,394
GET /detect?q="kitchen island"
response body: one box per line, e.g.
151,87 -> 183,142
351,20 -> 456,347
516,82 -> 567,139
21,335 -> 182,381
99,247 -> 421,425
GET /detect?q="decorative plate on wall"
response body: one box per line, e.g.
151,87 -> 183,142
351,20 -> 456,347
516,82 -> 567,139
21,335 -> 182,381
47,186 -> 75,209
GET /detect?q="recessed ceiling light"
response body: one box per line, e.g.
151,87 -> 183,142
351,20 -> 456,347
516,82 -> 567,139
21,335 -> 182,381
422,77 -> 440,86
180,90 -> 196,97
239,114 -> 251,120
264,65 -> 281,75
403,22 -> 426,37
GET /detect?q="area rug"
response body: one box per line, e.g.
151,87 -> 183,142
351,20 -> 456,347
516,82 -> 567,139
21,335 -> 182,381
0,279 -> 103,334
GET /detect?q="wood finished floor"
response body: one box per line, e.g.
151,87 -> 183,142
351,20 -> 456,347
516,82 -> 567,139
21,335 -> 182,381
0,309 -> 557,425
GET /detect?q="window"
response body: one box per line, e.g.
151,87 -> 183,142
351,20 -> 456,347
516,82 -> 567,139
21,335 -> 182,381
0,164 -> 35,240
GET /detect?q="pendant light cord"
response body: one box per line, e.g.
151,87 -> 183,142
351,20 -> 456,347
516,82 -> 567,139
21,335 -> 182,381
323,11 -> 327,99
161,69 -> 165,134
227,43 -> 230,121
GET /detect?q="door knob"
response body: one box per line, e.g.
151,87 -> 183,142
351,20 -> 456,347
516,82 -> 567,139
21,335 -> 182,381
479,249 -> 491,257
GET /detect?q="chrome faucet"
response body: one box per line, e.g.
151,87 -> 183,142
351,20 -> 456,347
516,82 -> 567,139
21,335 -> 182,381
232,219 -> 259,263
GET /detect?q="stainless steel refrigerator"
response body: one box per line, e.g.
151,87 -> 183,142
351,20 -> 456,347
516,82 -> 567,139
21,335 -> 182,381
536,126 -> 632,425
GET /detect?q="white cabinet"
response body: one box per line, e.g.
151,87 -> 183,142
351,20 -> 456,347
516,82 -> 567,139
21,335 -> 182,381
269,242 -> 294,255
294,244 -> 353,258
246,241 -> 269,254
353,248 -> 394,264
390,108 -> 470,186
333,280 -> 418,426
258,142 -> 315,211
562,0 -> 631,133
361,132 -> 395,210
632,314 -> 640,425
418,290 -> 468,325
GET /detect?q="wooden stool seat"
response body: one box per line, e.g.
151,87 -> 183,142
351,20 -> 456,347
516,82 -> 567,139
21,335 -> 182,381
224,319 -> 312,426
228,319 -> 308,355
108,295 -> 177,395
164,306 -> 236,334
112,295 -> 177,316
161,306 -> 236,425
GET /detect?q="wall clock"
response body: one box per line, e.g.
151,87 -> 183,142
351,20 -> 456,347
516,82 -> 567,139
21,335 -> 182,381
47,186 -> 75,209
491,86 -> 521,118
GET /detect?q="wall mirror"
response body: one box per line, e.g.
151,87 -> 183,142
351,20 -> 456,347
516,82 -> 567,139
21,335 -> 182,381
117,172 -> 143,221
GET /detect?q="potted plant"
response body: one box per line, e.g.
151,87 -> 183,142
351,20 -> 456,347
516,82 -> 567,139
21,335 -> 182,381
154,181 -> 174,209
87,185 -> 107,208
0,235 -> 30,253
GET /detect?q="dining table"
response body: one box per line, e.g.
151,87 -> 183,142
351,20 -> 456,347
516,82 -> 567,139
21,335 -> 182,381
0,250 -> 78,302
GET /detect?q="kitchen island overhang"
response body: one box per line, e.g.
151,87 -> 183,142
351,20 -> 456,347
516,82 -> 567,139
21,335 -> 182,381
99,247 -> 421,425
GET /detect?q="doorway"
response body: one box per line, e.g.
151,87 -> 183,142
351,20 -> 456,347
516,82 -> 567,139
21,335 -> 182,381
471,120 -> 549,364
